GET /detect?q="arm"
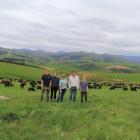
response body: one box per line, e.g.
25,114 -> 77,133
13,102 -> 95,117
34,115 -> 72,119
77,76 -> 80,89
58,78 -> 60,87
49,76 -> 52,87
41,80 -> 43,88
59,80 -> 62,89
79,81 -> 81,91
68,76 -> 71,88
49,80 -> 52,87
87,82 -> 88,92
66,79 -> 68,88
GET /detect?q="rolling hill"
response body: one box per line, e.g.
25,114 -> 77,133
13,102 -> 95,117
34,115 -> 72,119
0,47 -> 140,73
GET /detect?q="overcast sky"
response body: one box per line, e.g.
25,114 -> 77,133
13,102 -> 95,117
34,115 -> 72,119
0,0 -> 140,55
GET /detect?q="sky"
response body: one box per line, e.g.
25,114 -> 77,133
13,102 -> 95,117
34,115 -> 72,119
0,0 -> 140,56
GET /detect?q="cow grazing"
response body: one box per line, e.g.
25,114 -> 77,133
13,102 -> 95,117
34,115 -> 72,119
109,85 -> 117,90
130,85 -> 137,92
29,81 -> 37,88
37,81 -> 41,84
37,85 -> 41,90
93,83 -> 102,89
123,85 -> 128,91
20,83 -> 26,89
88,82 -> 93,89
1,80 -> 13,87
28,87 -> 36,92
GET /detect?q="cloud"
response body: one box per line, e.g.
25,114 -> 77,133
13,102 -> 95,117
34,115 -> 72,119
0,0 -> 140,55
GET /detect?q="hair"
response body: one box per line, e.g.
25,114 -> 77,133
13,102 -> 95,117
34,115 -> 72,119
44,69 -> 49,75
44,69 -> 48,72
72,70 -> 76,73
83,75 -> 87,80
62,74 -> 66,77
53,72 -> 57,76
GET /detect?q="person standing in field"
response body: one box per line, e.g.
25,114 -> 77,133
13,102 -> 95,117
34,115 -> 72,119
69,70 -> 80,102
80,75 -> 88,103
57,74 -> 67,102
50,72 -> 59,101
41,69 -> 52,102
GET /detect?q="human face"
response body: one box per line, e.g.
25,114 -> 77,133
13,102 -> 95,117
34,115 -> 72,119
53,72 -> 57,76
83,76 -> 87,81
72,71 -> 76,76
44,70 -> 49,75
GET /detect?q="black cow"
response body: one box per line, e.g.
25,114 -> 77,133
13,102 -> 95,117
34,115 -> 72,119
37,81 -> 41,84
20,82 -> 26,89
30,81 -> 37,88
37,85 -> 41,90
93,84 -> 102,89
109,85 -> 117,90
28,87 -> 36,92
1,80 -> 13,87
88,82 -> 93,89
123,85 -> 128,91
130,85 -> 137,91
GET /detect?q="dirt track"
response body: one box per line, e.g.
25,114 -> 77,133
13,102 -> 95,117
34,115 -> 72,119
0,96 -> 9,100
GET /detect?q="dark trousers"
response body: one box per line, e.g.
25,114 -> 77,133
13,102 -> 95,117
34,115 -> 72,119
51,87 -> 58,100
81,92 -> 87,102
57,89 -> 66,102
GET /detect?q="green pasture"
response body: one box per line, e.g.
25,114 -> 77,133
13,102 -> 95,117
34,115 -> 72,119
0,83 -> 140,140
1,62 -> 140,82
0,62 -> 42,80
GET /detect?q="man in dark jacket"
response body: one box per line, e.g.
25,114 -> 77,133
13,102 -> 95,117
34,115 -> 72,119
50,72 -> 59,101
41,69 -> 52,102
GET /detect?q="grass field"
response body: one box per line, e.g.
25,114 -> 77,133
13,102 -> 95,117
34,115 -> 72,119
0,61 -> 140,140
0,62 -> 140,82
0,83 -> 140,140
0,62 -> 43,80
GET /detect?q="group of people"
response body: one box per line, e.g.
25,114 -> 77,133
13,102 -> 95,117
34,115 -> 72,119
41,69 -> 88,103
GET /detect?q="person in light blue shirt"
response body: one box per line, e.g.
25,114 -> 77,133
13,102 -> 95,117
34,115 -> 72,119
57,74 -> 67,102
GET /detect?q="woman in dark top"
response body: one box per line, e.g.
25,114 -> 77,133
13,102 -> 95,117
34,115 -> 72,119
50,72 -> 59,101
41,69 -> 52,102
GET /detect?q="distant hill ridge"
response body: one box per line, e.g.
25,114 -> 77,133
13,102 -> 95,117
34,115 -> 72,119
0,47 -> 140,72
0,47 -> 140,63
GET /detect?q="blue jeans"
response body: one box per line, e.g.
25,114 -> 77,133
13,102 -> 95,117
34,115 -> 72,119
70,87 -> 77,102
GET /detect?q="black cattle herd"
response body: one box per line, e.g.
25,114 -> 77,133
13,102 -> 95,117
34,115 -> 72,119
88,81 -> 140,92
0,78 -> 41,92
0,78 -> 140,92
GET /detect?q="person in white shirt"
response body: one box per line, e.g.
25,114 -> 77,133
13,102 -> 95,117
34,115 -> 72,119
69,70 -> 80,102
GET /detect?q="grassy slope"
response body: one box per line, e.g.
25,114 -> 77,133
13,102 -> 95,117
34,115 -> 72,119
93,72 -> 140,82
0,84 -> 140,140
1,62 -> 140,82
0,62 -> 43,80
